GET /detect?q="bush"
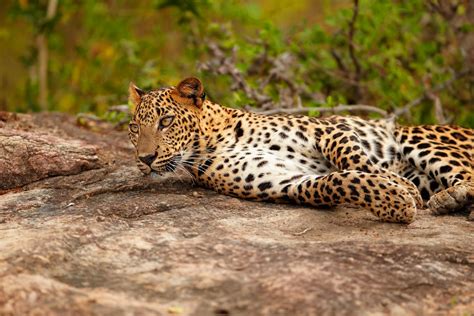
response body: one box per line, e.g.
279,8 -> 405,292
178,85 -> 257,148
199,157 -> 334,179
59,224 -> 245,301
3,0 -> 473,127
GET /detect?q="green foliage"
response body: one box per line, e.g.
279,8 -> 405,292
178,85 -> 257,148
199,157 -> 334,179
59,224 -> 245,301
197,0 -> 473,126
1,0 -> 473,127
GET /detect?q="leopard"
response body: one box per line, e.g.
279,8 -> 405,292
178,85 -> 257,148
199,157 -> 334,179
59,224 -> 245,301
128,77 -> 474,224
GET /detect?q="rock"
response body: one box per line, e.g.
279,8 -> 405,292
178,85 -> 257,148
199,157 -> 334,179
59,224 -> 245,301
0,112 -> 473,315
0,128 -> 101,190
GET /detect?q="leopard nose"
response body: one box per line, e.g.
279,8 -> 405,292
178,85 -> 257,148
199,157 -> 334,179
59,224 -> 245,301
139,153 -> 157,166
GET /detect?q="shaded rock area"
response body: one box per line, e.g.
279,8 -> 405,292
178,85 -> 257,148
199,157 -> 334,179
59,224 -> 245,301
0,112 -> 473,315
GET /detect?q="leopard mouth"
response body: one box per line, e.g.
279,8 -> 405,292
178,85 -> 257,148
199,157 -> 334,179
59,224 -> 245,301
150,154 -> 182,176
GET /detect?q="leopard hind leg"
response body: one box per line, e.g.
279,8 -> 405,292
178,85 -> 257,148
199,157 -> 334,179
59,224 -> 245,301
405,167 -> 474,214
428,181 -> 474,215
398,125 -> 473,215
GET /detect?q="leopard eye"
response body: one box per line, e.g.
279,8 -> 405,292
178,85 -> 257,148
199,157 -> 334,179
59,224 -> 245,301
159,115 -> 175,129
129,123 -> 139,133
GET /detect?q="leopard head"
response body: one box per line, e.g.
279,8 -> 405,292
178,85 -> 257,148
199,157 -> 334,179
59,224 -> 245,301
128,77 -> 205,175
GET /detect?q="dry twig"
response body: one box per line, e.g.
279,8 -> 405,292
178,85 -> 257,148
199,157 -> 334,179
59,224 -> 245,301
107,104 -> 130,113
249,104 -> 388,116
428,92 -> 448,124
199,41 -> 325,111
394,70 -> 471,118
293,227 -> 313,236
199,43 -> 272,106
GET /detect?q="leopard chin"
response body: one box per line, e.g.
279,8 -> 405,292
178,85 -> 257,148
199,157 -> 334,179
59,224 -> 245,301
150,171 -> 164,178
150,170 -> 180,181
137,162 -> 152,175
149,166 -> 167,176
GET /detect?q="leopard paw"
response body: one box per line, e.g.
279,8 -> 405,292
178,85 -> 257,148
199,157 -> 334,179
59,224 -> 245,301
468,205 -> 474,221
428,182 -> 474,215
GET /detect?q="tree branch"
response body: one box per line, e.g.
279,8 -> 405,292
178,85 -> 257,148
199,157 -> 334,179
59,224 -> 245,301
37,0 -> 58,111
199,43 -> 272,106
249,104 -> 388,116
348,0 -> 362,100
330,49 -> 348,73
394,70 -> 471,117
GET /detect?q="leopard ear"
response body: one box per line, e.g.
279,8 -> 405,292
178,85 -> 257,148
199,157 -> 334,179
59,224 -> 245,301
171,77 -> 206,109
129,82 -> 145,106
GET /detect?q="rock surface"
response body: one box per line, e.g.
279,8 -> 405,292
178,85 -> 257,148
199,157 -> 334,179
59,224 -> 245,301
0,112 -> 473,315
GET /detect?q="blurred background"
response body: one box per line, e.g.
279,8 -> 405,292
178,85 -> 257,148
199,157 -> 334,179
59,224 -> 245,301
1,0 -> 473,127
